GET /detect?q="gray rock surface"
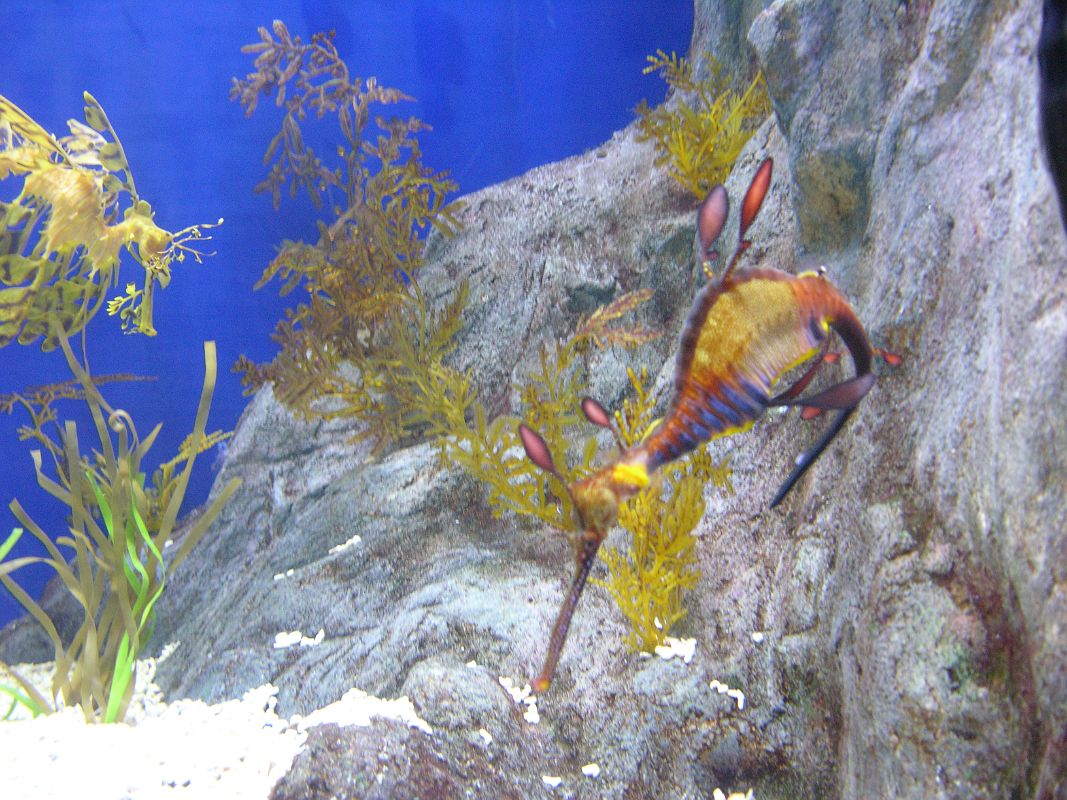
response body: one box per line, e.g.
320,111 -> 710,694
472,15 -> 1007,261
4,1 -> 1065,798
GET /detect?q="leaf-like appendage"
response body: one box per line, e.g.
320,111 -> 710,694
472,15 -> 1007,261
0,94 -> 218,347
0,96 -> 68,161
580,396 -> 613,430
738,158 -> 773,242
697,184 -> 729,257
519,424 -> 557,474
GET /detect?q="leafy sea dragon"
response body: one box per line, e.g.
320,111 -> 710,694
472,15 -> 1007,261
520,158 -> 896,692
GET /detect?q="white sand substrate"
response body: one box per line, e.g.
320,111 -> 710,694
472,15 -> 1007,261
0,644 -> 431,800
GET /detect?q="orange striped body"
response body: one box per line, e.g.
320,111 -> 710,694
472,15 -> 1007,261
636,267 -> 869,472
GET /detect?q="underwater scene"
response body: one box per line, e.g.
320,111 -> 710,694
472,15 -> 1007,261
1,1 -> 1065,798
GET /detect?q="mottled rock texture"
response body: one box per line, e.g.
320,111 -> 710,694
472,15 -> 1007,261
4,1 -> 1064,798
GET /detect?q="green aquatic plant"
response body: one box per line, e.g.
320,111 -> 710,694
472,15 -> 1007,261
0,653 -> 50,720
595,366 -> 734,651
0,335 -> 240,723
0,93 -> 220,349
635,50 -> 771,199
231,20 -> 464,451
0,533 -> 52,720
0,373 -> 156,449
361,281 -> 473,445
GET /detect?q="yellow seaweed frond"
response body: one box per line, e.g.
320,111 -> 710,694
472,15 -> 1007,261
440,286 -> 658,533
600,474 -> 704,652
233,21 -> 464,453
635,53 -> 771,199
441,338 -> 589,533
613,366 -> 657,449
595,365 -> 734,651
572,288 -> 662,351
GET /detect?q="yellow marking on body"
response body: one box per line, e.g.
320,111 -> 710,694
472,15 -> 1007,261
613,462 -> 650,489
709,420 -> 754,441
779,344 -> 821,376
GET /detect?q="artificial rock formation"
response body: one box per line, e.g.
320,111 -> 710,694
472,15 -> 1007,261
3,1 -> 1063,798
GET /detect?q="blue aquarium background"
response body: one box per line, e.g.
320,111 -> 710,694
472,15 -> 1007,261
0,1 -> 691,627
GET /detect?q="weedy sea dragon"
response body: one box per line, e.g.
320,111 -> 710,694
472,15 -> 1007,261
519,158 -> 898,692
